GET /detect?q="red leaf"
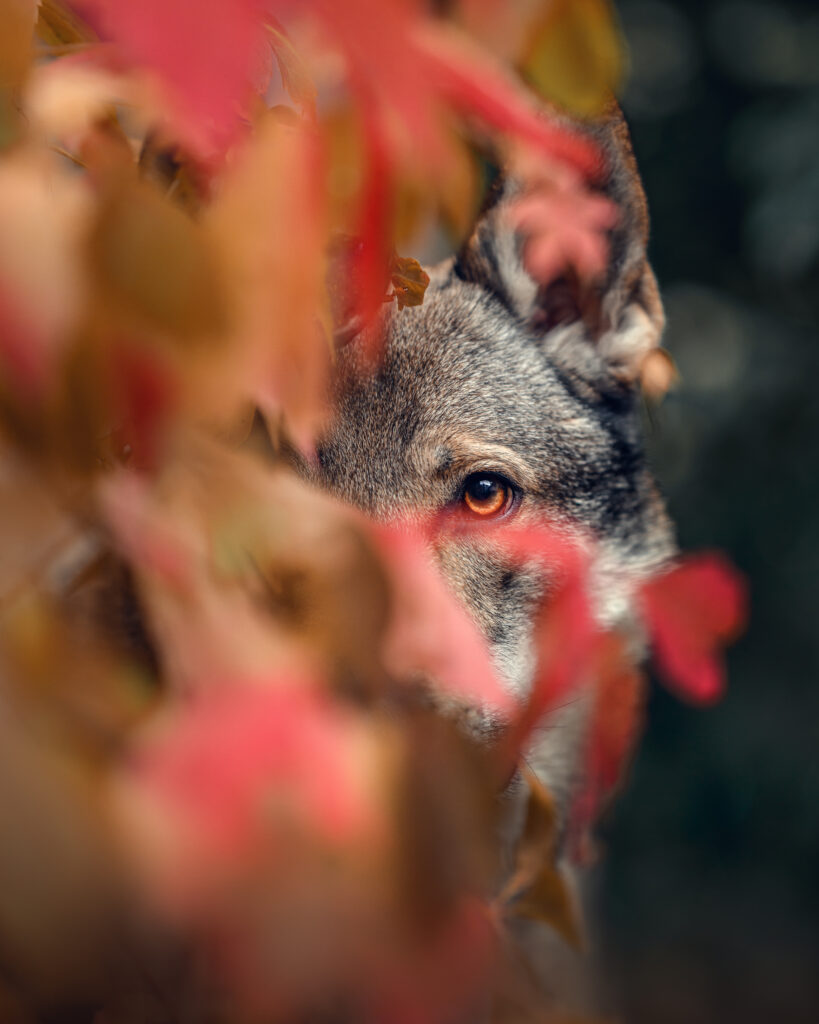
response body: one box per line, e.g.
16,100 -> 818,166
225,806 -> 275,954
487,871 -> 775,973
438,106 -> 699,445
587,639 -> 644,797
108,339 -> 178,472
98,470 -> 195,590
415,24 -> 602,177
640,553 -> 747,704
506,166 -> 618,286
0,275 -> 49,398
563,638 -> 646,859
71,0 -> 273,161
125,681 -> 382,879
528,571 -> 597,721
372,523 -> 514,716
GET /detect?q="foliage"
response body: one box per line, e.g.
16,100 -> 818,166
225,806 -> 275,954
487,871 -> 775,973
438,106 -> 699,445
0,1 -> 745,1021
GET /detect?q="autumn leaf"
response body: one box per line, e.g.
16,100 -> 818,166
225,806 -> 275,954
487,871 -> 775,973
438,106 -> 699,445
123,682 -> 382,862
639,346 -> 678,400
37,0 -> 96,47
415,23 -> 601,177
0,150 -> 90,400
499,768 -> 584,949
0,0 -> 39,88
88,178 -> 229,342
390,254 -> 430,311
587,636 -> 645,798
521,0 -> 623,118
267,18 -> 317,118
106,339 -> 178,472
206,114 -> 329,445
69,0 -> 273,161
444,521 -> 598,757
506,160 -> 619,287
568,634 -> 646,840
0,275 -> 48,401
373,523 -> 514,716
640,553 -> 748,704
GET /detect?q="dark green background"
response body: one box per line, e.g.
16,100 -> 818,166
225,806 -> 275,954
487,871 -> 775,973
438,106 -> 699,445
599,2 -> 819,1022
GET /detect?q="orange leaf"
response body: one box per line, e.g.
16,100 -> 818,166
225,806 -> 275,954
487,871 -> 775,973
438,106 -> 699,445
390,254 -> 430,311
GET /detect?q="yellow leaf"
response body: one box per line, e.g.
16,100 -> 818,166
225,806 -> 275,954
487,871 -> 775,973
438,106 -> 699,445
522,0 -> 623,118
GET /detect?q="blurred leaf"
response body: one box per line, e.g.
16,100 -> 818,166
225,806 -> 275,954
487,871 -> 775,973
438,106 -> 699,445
0,689 -> 125,1002
437,131 -> 482,241
418,23 -> 601,176
571,635 -> 646,837
120,681 -> 384,873
374,523 -> 514,716
89,180 -> 229,342
500,769 -> 583,949
639,346 -> 678,400
0,0 -> 38,89
0,149 -> 90,397
25,60 -> 124,147
71,0 -> 273,161
457,0 -> 547,63
267,20 -> 316,117
512,767 -> 560,882
106,337 -> 177,472
37,0 -> 95,47
0,449 -> 79,607
640,554 -> 748,704
207,115 -> 329,443
506,160 -> 618,286
522,0 -> 623,118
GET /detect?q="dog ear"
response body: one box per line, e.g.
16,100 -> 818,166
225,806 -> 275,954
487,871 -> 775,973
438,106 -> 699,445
454,103 -> 665,387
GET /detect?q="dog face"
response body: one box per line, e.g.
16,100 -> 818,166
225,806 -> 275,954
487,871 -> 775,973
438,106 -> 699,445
307,110 -> 676,806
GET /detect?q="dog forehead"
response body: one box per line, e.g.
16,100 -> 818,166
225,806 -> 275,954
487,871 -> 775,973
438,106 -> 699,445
332,269 -> 579,443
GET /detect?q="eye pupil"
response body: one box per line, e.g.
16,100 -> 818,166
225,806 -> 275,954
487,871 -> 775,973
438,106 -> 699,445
471,478 -> 496,500
462,473 -> 511,517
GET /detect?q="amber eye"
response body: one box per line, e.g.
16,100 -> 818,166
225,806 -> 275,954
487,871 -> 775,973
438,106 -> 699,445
461,472 -> 514,518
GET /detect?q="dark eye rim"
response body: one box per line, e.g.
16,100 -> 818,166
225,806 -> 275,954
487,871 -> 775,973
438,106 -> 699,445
457,470 -> 522,520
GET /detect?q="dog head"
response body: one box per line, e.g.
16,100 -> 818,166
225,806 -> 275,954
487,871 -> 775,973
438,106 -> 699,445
306,108 -> 676,805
